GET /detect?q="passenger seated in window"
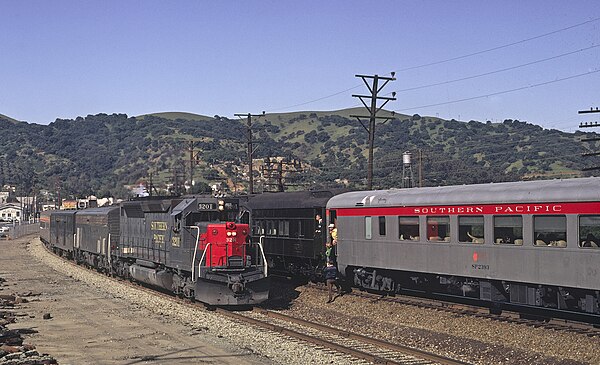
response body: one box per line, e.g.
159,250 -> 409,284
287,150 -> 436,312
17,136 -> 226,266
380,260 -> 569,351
582,233 -> 599,248
400,233 -> 419,241
466,232 -> 484,243
535,233 -> 547,246
547,233 -> 560,246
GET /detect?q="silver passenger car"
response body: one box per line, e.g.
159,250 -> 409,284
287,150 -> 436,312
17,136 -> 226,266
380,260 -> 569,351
327,177 -> 600,320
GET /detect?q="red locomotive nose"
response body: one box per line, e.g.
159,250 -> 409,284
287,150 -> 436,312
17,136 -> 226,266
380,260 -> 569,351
227,222 -> 236,230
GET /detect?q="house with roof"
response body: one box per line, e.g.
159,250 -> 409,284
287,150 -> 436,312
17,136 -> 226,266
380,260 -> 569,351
0,203 -> 22,223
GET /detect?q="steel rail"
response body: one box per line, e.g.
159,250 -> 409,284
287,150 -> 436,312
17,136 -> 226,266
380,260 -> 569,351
306,282 -> 600,338
250,308 -> 471,365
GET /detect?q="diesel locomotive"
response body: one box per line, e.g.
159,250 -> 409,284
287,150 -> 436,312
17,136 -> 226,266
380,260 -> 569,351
40,196 -> 269,306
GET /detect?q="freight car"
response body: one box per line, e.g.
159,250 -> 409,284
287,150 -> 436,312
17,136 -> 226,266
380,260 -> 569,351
41,196 -> 269,306
327,177 -> 600,323
244,189 -> 346,278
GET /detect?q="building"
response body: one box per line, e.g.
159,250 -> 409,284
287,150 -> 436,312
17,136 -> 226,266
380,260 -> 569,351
0,203 -> 22,223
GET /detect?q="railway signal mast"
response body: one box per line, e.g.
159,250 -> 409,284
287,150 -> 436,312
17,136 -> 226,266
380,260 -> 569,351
351,73 -> 396,190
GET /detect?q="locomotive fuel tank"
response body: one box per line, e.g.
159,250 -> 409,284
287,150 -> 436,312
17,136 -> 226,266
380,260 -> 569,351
129,263 -> 174,291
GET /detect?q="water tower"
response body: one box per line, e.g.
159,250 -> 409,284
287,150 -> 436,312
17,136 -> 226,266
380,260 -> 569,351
402,151 -> 415,188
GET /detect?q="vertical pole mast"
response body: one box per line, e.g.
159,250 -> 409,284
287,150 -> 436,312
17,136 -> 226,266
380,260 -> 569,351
247,114 -> 253,195
351,73 -> 396,190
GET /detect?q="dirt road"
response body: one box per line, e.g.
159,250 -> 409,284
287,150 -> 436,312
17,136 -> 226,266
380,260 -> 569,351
0,236 -> 273,365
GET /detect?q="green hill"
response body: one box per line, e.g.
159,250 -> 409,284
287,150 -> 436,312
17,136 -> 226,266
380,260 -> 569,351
136,112 -> 213,122
0,110 -> 597,198
0,114 -> 23,124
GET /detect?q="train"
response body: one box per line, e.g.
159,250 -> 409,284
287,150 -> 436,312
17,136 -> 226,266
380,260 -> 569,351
40,196 -> 270,306
246,177 -> 600,323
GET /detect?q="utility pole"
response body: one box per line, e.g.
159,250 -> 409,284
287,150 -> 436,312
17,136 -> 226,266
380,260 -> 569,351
579,107 -> 600,171
350,73 -> 396,190
418,149 -> 423,188
187,140 -> 202,191
234,112 -> 265,194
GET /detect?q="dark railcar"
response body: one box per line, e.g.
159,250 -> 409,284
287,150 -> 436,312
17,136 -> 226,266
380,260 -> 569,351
74,206 -> 120,270
245,189 -> 346,277
39,210 -> 51,244
49,210 -> 76,256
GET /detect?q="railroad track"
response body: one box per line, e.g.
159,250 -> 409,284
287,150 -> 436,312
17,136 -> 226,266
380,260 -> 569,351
305,282 -> 600,338
39,241 -> 473,365
216,307 -> 472,365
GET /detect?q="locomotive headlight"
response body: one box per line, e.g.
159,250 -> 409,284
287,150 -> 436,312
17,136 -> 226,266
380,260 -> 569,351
218,200 -> 224,205
232,232 -> 237,236
218,205 -> 225,211
226,231 -> 232,237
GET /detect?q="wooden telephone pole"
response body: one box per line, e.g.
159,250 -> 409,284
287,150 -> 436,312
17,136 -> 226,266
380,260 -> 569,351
234,112 -> 265,194
579,107 -> 600,171
350,73 -> 396,190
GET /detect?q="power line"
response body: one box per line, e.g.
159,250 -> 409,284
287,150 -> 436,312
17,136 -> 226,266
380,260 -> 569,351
393,16 -> 600,73
266,85 -> 362,113
394,44 -> 600,93
395,68 -> 600,113
264,16 -> 600,113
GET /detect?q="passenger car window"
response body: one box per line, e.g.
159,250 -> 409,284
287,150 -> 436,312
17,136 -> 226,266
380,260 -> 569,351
278,220 -> 290,237
459,216 -> 484,244
378,216 -> 386,236
427,216 -> 450,242
398,216 -> 419,241
579,215 -> 600,248
365,216 -> 372,240
493,216 -> 523,245
534,215 -> 567,247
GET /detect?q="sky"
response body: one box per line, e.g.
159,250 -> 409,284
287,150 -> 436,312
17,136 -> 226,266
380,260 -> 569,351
1,1 -> 599,131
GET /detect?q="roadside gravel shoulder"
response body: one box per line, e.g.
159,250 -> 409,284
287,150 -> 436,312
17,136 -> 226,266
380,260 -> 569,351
22,237 -> 364,365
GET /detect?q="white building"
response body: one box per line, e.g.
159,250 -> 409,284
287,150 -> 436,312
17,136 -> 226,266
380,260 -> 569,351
0,192 -> 8,204
0,203 -> 22,223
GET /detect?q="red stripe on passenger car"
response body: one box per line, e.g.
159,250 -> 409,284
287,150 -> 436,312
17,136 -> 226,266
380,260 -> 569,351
336,202 -> 600,216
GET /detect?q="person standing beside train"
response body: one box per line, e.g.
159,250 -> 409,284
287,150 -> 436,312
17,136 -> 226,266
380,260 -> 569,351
323,261 -> 341,303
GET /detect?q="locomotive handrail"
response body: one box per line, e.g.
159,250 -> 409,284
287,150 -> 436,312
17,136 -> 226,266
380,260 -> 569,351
197,241 -> 213,280
259,236 -> 268,277
187,225 -> 201,282
107,233 -> 112,266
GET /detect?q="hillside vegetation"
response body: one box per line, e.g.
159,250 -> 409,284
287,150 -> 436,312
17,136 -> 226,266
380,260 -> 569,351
0,110 -> 597,198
